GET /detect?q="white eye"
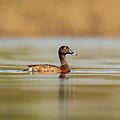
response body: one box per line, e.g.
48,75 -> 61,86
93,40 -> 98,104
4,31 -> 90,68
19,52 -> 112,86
64,47 -> 66,49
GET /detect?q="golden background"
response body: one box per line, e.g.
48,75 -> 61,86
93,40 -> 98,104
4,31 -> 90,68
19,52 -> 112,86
0,0 -> 120,36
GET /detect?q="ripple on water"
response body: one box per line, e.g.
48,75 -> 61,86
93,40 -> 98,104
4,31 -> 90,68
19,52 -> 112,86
0,68 -> 120,75
0,68 -> 120,85
0,38 -> 120,120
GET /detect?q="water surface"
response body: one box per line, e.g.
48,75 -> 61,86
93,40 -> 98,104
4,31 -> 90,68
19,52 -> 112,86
0,37 -> 120,120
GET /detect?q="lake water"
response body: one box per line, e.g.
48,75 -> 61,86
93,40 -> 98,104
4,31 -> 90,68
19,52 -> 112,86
0,37 -> 120,120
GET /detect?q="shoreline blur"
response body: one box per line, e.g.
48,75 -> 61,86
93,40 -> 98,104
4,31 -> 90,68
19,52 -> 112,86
0,0 -> 120,37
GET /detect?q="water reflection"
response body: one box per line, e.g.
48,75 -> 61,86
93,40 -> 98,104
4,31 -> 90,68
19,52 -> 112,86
59,73 -> 68,79
0,38 -> 120,120
59,75 -> 68,120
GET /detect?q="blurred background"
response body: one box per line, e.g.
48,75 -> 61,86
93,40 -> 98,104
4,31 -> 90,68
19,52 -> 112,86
0,0 -> 120,37
0,1 -> 120,120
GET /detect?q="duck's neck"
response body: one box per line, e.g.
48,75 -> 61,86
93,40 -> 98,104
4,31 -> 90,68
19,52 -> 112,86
59,55 -> 70,71
59,55 -> 67,65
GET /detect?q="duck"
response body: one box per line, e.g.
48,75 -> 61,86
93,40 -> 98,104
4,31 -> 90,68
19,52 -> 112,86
23,46 -> 77,73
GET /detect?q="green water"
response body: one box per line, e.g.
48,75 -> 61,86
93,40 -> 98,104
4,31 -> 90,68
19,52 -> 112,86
0,38 -> 120,120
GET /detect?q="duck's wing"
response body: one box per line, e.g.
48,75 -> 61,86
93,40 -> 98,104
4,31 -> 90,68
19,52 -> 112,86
25,64 -> 61,73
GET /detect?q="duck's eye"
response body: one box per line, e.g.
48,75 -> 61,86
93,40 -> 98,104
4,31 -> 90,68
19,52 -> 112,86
64,47 -> 67,49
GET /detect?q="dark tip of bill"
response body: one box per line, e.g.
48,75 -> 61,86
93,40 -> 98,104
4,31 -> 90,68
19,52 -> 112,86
72,52 -> 78,55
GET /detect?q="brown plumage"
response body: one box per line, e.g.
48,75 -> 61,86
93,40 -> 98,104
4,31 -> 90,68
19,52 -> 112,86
23,46 -> 77,73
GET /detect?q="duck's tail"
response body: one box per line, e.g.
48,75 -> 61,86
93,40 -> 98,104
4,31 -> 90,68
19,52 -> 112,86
22,68 -> 28,71
23,67 -> 32,72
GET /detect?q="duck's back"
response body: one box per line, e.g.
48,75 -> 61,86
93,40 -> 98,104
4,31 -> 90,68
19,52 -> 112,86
27,64 -> 61,73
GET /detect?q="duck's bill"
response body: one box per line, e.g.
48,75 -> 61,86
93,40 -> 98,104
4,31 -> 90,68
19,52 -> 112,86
69,49 -> 77,55
72,52 -> 77,55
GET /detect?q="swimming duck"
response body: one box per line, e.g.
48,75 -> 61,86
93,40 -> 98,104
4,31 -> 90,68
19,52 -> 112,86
23,46 -> 77,73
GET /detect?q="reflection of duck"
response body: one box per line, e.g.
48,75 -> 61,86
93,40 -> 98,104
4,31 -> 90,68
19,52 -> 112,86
23,46 -> 77,73
59,73 -> 69,79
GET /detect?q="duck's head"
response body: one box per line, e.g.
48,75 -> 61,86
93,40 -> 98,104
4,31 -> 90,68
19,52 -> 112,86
58,46 -> 77,56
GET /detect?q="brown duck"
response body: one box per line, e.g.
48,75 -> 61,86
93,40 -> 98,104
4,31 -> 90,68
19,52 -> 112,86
23,46 -> 77,73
